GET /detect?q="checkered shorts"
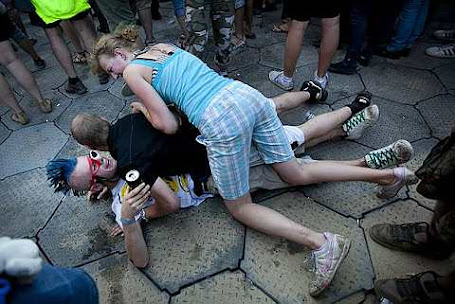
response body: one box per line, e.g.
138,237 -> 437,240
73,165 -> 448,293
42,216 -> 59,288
197,81 -> 294,200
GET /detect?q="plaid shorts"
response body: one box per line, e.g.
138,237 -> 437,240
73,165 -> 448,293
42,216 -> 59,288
197,81 -> 294,200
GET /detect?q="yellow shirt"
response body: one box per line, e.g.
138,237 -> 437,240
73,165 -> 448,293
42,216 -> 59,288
31,0 -> 91,24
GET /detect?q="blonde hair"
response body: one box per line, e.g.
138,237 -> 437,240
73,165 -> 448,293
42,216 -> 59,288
91,24 -> 140,75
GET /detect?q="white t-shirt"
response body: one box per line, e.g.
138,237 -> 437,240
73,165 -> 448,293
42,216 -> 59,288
111,173 -> 213,228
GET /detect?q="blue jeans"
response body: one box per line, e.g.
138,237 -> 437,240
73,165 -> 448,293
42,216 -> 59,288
172,0 -> 186,17
7,265 -> 98,304
387,0 -> 429,52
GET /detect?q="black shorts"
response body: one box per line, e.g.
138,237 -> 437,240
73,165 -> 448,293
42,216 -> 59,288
0,14 -> 14,42
288,1 -> 343,22
28,9 -> 90,28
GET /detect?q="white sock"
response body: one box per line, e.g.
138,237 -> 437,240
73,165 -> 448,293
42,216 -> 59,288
279,74 -> 293,85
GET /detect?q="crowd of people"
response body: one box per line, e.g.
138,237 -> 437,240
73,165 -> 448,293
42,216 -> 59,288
1,0 -> 454,303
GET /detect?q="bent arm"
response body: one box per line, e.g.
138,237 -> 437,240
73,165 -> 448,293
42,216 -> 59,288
150,177 -> 180,215
124,65 -> 180,134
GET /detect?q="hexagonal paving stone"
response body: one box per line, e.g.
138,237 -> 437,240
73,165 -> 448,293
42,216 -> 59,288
0,168 -> 63,238
393,42 -> 453,70
12,67 -> 68,95
0,122 -> 11,144
171,270 -> 274,303
55,91 -> 125,134
302,140 -> 407,218
405,138 -> 439,210
0,105 -> 10,116
82,254 -> 169,304
360,63 -> 443,105
56,137 -> 91,158
206,47 -> 260,72
38,195 -> 124,266
232,64 -> 288,97
361,200 -> 452,280
333,96 -> 431,149
142,197 -> 244,293
417,94 -> 455,139
435,64 -> 455,90
241,192 -> 374,303
295,65 -> 365,104
260,43 -> 319,70
0,123 -> 68,179
0,91 -> 71,131
59,66 -> 115,98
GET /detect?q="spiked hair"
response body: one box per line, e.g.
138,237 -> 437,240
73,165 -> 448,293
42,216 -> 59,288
46,158 -> 79,195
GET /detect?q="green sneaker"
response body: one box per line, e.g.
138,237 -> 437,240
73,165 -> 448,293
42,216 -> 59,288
365,140 -> 414,169
308,232 -> 351,297
343,105 -> 379,139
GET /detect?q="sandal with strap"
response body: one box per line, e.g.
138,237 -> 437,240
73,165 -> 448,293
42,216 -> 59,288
11,111 -> 29,125
37,99 -> 52,113
72,52 -> 88,64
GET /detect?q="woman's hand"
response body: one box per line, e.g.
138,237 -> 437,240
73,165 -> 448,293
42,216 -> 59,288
121,183 -> 151,219
131,101 -> 149,117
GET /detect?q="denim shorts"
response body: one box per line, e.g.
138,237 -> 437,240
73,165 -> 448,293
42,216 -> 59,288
197,81 -> 294,200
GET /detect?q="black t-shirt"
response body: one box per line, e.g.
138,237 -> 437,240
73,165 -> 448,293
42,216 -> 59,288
108,113 -> 211,187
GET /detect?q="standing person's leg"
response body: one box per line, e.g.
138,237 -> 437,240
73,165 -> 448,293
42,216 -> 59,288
88,0 -> 110,33
43,26 -> 88,94
318,16 -> 339,82
185,0 -> 209,58
268,19 -> 307,91
60,21 -> 88,64
405,0 -> 430,49
96,0 -> 136,31
136,0 -> 155,44
151,0 -> 162,20
0,73 -> 28,124
244,0 -> 255,38
10,25 -> 46,69
0,40 -> 52,113
233,0 -> 246,49
211,0 -> 235,70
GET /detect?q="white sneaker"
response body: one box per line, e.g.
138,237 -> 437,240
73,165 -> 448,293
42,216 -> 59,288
377,167 -> 419,199
365,140 -> 414,169
343,105 -> 379,140
433,29 -> 455,41
308,232 -> 351,297
313,70 -> 329,89
425,45 -> 455,58
268,70 -> 294,91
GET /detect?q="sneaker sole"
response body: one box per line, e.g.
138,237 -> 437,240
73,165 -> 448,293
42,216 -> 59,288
268,71 -> 293,91
310,237 -> 351,297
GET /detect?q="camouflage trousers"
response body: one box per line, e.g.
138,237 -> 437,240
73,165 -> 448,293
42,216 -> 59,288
185,0 -> 234,60
431,200 -> 455,250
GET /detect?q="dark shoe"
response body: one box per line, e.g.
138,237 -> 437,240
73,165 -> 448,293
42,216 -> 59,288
66,78 -> 88,95
97,25 -> 110,34
375,271 -> 446,304
300,80 -> 328,102
329,56 -> 358,75
370,222 -> 429,252
33,58 -> 46,70
376,47 -> 406,59
359,49 -> 373,66
98,72 -> 110,85
347,90 -> 372,115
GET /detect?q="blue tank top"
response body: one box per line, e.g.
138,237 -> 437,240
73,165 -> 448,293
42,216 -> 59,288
130,47 -> 234,126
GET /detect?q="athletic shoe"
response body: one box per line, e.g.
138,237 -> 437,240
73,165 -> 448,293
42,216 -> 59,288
268,70 -> 294,91
365,140 -> 414,169
369,222 -> 430,252
425,45 -> 455,58
308,232 -> 351,297
376,47 -> 411,59
300,80 -> 328,102
65,78 -> 88,95
377,167 -> 419,199
329,54 -> 358,75
343,105 -> 379,140
433,29 -> 455,41
375,271 -> 446,304
348,91 -> 372,115
313,70 -> 329,89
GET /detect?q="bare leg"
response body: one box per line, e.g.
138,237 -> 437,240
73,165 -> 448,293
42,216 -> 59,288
44,27 -> 77,78
318,16 -> 340,77
234,7 -> 245,40
60,21 -> 86,53
0,73 -> 24,114
272,159 -> 396,186
304,128 -> 345,147
0,41 -> 45,103
138,8 -> 154,44
244,0 -> 254,36
16,39 -> 42,61
271,91 -> 310,113
299,106 -> 351,142
225,193 -> 325,250
71,15 -> 97,52
283,20 -> 308,77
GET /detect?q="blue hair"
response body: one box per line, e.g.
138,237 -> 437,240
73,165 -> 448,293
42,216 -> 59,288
46,158 -> 78,195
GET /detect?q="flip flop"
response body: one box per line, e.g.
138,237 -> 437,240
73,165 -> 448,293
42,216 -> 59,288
11,111 -> 29,125
272,23 -> 289,33
37,99 -> 52,113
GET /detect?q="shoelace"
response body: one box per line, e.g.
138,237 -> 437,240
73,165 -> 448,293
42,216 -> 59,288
366,145 -> 398,168
442,47 -> 455,56
391,223 -> 426,243
343,110 -> 365,133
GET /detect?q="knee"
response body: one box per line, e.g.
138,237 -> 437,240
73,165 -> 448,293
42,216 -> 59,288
322,16 -> 340,29
0,49 -> 18,66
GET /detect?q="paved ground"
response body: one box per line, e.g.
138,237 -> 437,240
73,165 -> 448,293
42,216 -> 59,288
1,3 -> 455,303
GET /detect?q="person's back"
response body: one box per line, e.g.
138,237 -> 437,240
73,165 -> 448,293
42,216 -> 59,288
108,113 -> 211,187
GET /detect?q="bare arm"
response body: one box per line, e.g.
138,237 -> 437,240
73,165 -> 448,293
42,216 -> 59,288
124,65 -> 180,134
